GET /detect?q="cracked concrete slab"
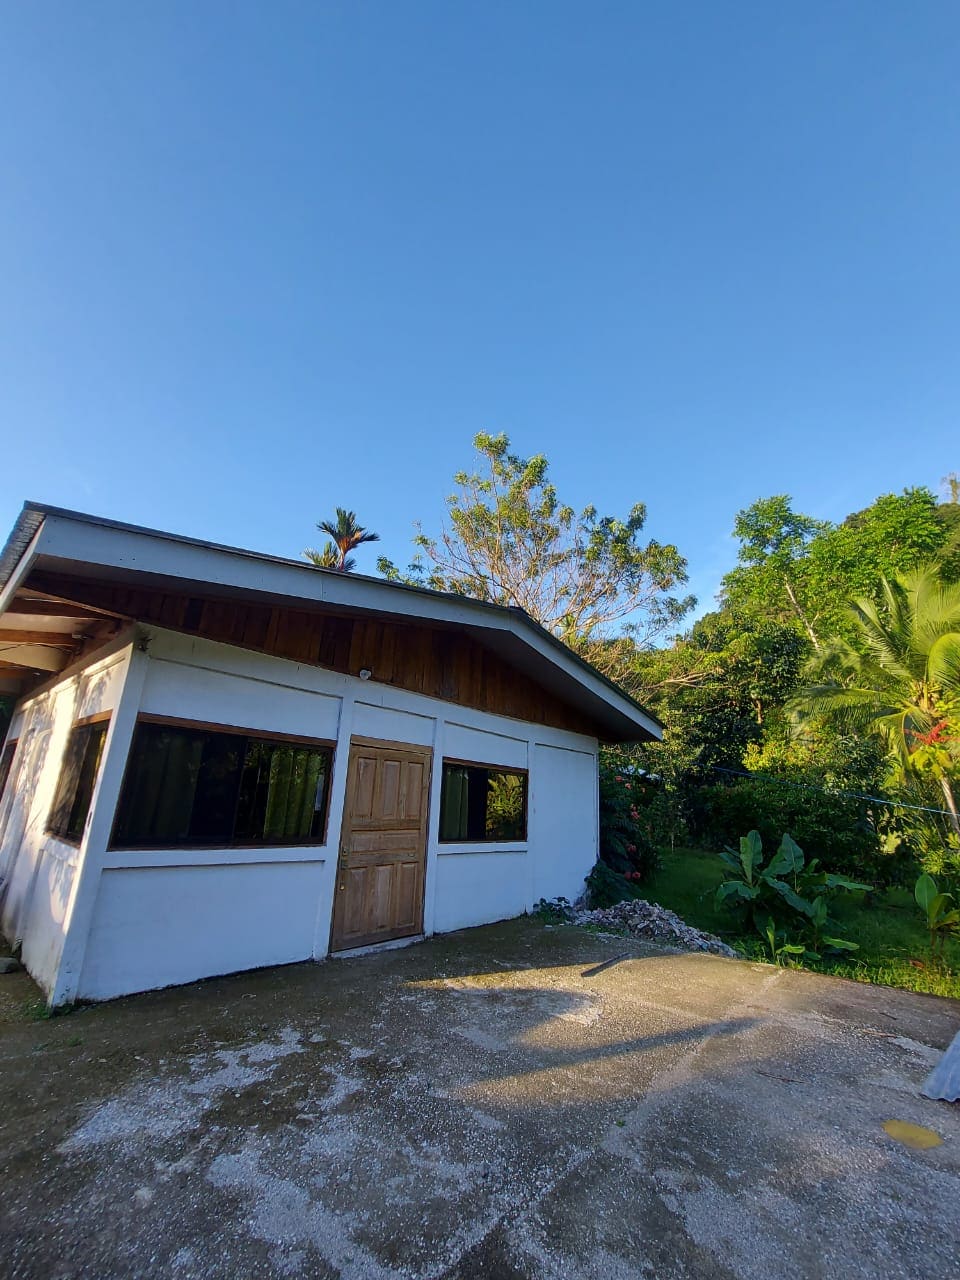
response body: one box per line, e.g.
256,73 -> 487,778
0,918 -> 958,1279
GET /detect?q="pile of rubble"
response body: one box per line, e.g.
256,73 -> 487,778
575,897 -> 738,958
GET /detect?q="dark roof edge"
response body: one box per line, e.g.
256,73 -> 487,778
0,504 -> 45,596
0,500 -> 664,733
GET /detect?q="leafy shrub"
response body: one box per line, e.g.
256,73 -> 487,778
598,758 -> 662,883
532,897 -> 576,924
697,777 -> 904,885
715,829 -> 870,960
584,860 -> 645,909
890,774 -> 960,878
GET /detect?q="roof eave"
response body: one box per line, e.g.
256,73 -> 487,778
0,502 -> 662,743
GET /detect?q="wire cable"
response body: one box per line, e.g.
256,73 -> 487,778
710,764 -> 955,820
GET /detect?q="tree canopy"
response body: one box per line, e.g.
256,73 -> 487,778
378,432 -> 695,673
722,488 -> 957,648
634,481 -> 960,878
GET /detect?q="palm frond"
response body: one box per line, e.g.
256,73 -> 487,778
304,541 -> 349,570
927,632 -> 960,697
314,509 -> 380,567
847,594 -> 917,683
911,568 -> 960,650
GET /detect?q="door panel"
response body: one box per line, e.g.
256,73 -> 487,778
402,761 -> 427,820
330,738 -> 432,952
380,759 -> 401,819
353,756 -> 377,820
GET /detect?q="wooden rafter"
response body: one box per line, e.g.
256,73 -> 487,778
6,598 -> 101,619
0,644 -> 70,673
0,629 -> 80,646
13,584 -> 129,620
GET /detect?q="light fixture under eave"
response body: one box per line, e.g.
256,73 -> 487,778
359,668 -> 372,681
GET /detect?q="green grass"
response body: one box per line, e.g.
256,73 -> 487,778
643,847 -> 960,1000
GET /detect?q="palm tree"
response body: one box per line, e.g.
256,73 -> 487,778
303,541 -> 356,572
303,509 -> 379,572
790,565 -> 960,838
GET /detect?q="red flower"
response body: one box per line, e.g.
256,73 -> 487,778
910,719 -> 952,749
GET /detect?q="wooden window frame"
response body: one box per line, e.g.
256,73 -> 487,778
45,717 -> 111,847
109,714 -> 337,852
137,713 -> 337,750
438,758 -> 529,845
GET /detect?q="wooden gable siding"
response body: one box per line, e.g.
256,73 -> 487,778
19,573 -> 600,736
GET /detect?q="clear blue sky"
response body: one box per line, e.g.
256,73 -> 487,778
1,2 -> 957,618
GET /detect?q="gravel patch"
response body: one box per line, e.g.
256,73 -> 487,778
575,898 -> 738,958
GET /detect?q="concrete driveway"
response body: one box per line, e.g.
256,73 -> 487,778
1,918 -> 958,1279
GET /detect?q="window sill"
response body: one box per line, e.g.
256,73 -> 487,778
102,847 -> 329,870
44,828 -> 82,847
436,843 -> 528,857
43,833 -> 84,861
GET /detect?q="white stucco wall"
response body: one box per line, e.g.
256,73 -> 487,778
3,625 -> 600,1003
78,861 -> 329,1001
0,645 -> 131,996
74,637 -> 345,1001
530,743 -> 600,903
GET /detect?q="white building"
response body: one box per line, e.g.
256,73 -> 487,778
0,504 -> 660,1005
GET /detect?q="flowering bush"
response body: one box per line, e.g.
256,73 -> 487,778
585,859 -> 646,909
599,756 -> 661,884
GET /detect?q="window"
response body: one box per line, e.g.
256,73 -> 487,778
0,738 -> 18,802
439,761 -> 527,843
47,720 -> 109,844
112,718 -> 333,849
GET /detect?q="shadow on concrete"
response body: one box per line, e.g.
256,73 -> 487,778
0,916 -> 959,1279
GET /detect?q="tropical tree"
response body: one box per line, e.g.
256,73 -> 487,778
378,433 -> 694,673
304,509 -> 379,572
722,496 -> 827,649
304,541 -> 355,572
790,565 -> 960,839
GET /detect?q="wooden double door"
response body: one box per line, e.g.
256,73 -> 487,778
330,736 -> 432,953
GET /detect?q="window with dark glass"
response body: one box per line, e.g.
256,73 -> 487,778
439,762 -> 527,842
47,721 -> 109,843
111,719 -> 332,848
0,739 -> 19,803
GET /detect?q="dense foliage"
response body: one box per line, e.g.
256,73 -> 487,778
790,566 -> 960,841
696,779 -> 890,883
630,483 -> 960,887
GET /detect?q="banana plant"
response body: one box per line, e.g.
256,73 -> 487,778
915,873 -> 960,959
804,894 -> 861,959
717,829 -> 869,956
717,830 -> 809,909
761,916 -> 806,964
